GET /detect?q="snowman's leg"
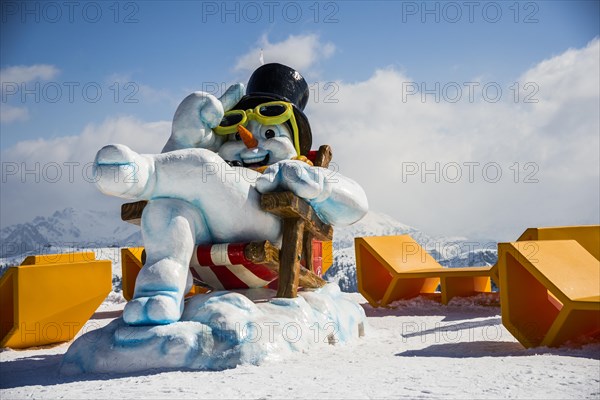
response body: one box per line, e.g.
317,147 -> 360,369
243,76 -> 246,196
122,198 -> 207,325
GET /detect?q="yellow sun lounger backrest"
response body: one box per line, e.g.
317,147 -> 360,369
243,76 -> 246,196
0,252 -> 111,349
355,235 -> 493,306
498,226 -> 600,348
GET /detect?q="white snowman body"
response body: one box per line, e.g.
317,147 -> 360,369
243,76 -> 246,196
93,83 -> 368,325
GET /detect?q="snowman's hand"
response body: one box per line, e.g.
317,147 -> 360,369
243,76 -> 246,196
163,83 -> 245,152
255,160 -> 332,202
93,144 -> 154,200
218,83 -> 245,112
258,160 -> 369,226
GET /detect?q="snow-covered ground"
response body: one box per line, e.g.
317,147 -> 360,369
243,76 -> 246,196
1,211 -> 598,398
2,293 -> 599,399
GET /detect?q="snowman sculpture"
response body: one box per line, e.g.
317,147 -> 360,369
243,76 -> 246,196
94,64 -> 368,325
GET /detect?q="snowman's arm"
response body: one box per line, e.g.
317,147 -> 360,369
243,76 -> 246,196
162,84 -> 244,153
94,145 -> 228,201
162,91 -> 225,153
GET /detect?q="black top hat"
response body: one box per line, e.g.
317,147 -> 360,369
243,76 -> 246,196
232,63 -> 312,155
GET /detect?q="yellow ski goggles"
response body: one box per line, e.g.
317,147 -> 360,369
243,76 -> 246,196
214,101 -> 301,155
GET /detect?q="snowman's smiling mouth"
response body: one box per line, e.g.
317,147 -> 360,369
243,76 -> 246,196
242,153 -> 270,168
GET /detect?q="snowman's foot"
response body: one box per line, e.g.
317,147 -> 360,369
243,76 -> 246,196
122,292 -> 183,325
93,143 -> 153,200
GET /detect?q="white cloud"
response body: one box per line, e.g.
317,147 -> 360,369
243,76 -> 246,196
234,33 -> 335,76
0,104 -> 29,123
2,39 -> 598,241
306,38 -> 599,240
1,116 -> 171,228
0,64 -> 59,85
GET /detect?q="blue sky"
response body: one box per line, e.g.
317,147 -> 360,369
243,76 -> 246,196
1,1 -> 599,240
2,1 -> 598,146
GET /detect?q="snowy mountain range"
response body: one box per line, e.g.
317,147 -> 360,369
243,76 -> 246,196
0,208 -> 141,259
0,207 -> 497,292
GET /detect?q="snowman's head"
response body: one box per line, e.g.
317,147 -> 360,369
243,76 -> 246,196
216,101 -> 300,168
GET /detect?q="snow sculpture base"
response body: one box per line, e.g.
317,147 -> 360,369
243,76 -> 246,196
60,284 -> 366,374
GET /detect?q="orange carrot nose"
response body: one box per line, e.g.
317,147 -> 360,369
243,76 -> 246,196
237,125 -> 258,149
